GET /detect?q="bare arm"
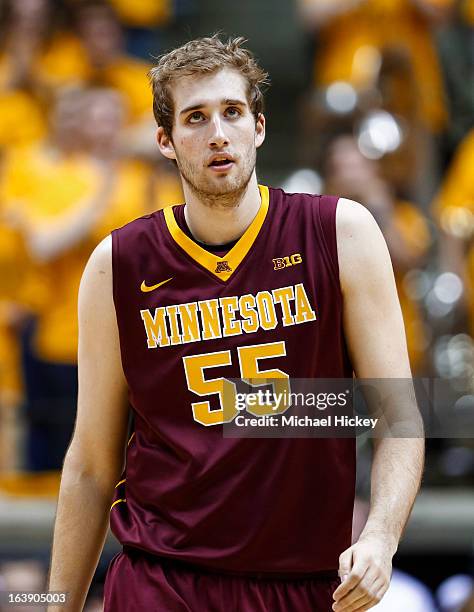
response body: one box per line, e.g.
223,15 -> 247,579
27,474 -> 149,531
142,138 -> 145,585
332,199 -> 425,612
47,235 -> 129,611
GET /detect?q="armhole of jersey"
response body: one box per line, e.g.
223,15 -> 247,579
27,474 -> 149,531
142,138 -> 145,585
111,228 -> 120,313
314,195 -> 342,295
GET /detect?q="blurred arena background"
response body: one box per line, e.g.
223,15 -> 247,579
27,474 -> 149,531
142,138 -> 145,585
0,0 -> 472,610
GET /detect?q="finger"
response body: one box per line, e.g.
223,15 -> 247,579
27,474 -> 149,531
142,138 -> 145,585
333,568 -> 382,610
333,592 -> 372,612
333,558 -> 370,601
366,574 -> 389,605
352,603 -> 372,612
352,595 -> 379,611
348,580 -> 388,611
333,584 -> 371,611
371,581 -> 390,605
333,547 -> 354,600
338,546 -> 354,583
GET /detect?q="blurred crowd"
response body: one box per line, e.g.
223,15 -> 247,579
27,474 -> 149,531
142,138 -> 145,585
0,0 -> 184,473
0,0 -> 472,609
292,0 -> 474,463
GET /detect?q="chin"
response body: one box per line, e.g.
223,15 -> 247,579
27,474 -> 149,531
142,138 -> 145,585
196,176 -> 245,196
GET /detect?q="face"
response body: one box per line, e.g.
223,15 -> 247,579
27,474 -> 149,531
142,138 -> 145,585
80,90 -> 125,150
157,68 -> 265,201
77,7 -> 122,64
11,0 -> 49,34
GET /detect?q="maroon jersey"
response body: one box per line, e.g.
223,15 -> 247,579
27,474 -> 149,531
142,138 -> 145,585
110,185 -> 355,575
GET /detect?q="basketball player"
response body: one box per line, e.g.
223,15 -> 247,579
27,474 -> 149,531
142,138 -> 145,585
48,36 -> 424,611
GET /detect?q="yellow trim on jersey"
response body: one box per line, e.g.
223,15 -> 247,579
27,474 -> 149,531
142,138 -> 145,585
115,479 -> 126,488
127,432 -> 135,446
111,498 -> 127,510
163,185 -> 269,281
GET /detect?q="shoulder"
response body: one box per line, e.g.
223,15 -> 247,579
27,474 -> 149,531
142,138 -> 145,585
335,197 -> 379,236
335,198 -> 393,293
270,186 -> 323,205
268,187 -> 337,220
112,209 -> 164,250
81,235 -> 112,289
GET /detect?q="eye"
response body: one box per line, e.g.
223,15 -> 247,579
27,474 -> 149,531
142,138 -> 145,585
225,106 -> 241,118
187,111 -> 205,124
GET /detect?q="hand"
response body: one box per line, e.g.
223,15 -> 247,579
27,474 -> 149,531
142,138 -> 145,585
332,535 -> 394,611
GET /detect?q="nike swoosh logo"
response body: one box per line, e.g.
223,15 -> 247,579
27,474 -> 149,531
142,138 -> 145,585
140,277 -> 173,293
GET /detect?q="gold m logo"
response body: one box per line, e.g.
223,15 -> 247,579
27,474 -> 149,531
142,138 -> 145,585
215,261 -> 232,273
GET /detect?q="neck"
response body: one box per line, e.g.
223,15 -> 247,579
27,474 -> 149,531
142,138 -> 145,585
182,173 -> 261,245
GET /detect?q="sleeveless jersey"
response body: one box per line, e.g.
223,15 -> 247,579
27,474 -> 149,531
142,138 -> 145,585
110,185 -> 356,575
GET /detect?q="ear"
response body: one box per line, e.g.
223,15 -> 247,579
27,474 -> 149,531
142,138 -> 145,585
255,113 -> 266,149
156,126 -> 176,160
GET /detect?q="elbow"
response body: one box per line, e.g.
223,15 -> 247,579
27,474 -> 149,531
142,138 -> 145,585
61,441 -> 120,498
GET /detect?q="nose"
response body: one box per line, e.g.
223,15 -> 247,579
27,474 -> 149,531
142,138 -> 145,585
208,115 -> 229,149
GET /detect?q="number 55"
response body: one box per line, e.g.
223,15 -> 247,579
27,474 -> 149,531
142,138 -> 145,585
183,341 -> 291,426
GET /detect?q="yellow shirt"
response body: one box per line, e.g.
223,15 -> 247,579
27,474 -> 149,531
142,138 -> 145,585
109,0 -> 172,26
36,32 -> 91,88
1,146 -> 155,362
0,90 -> 46,149
315,0 -> 448,131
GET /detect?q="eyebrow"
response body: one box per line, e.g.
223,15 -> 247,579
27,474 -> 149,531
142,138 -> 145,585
179,98 -> 247,116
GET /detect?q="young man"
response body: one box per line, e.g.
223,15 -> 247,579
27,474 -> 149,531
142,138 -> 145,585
48,35 -> 424,611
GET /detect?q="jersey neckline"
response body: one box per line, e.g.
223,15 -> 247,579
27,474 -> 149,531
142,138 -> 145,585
163,185 -> 270,282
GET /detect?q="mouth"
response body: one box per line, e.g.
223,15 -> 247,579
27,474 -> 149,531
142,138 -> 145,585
208,155 -> 235,173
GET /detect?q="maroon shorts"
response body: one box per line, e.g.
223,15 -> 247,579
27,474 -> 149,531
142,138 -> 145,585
104,548 -> 341,612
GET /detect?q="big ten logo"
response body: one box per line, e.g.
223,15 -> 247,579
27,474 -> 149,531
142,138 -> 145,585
272,253 -> 303,271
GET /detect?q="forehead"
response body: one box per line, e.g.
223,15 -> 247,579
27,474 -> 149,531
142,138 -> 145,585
171,68 -> 249,112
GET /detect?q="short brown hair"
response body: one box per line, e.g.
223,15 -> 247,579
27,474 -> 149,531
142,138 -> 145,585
149,34 -> 270,137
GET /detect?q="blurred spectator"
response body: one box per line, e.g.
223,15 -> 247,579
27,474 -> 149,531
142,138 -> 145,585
0,86 -> 179,470
0,0 -> 50,149
432,128 -> 474,334
324,133 -> 431,372
298,0 -> 451,132
74,2 -> 153,126
0,116 -> 45,471
0,0 -> 159,153
297,0 -> 455,202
